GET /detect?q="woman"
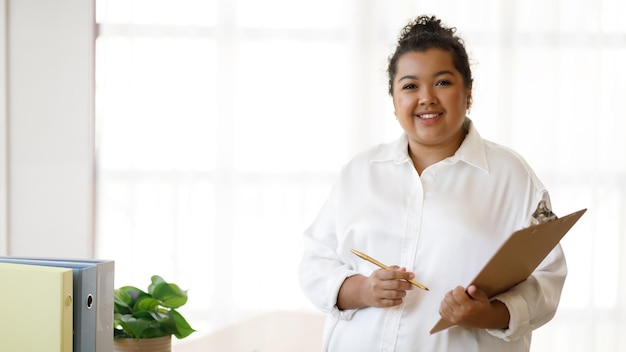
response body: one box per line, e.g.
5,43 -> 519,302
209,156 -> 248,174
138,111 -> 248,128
298,15 -> 566,351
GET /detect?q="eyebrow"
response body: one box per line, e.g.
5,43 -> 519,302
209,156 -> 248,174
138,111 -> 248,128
397,70 -> 456,81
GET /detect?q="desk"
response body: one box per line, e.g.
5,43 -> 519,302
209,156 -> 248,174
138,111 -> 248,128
174,311 -> 325,352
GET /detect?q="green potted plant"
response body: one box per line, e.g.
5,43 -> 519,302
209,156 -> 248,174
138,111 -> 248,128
113,275 -> 196,352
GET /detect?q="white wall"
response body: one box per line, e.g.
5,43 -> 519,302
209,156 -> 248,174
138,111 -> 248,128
0,0 -> 8,255
1,0 -> 94,258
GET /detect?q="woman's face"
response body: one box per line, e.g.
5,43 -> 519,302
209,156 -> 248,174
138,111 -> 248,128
392,48 -> 471,152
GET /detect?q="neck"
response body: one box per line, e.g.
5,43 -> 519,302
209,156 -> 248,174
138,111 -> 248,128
408,129 -> 467,175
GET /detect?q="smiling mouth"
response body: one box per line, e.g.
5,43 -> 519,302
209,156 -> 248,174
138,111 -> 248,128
418,113 -> 442,119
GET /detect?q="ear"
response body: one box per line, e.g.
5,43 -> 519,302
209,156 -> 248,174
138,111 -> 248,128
466,83 -> 473,110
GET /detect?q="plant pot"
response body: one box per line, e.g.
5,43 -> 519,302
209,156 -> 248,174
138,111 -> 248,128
113,335 -> 172,352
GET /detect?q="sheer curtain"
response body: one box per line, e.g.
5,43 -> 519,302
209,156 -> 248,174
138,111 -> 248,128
95,0 -> 626,350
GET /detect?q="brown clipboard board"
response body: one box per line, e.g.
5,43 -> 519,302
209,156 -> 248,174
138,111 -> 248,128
430,206 -> 587,334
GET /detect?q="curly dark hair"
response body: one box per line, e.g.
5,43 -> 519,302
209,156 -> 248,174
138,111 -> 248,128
387,15 -> 473,96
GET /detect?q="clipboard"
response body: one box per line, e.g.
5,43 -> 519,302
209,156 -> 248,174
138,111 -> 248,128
430,201 -> 587,334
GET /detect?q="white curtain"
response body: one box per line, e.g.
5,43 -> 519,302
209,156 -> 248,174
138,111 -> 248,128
95,0 -> 626,350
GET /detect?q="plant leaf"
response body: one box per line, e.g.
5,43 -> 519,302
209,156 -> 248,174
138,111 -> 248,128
151,311 -> 173,330
169,309 -> 196,339
151,282 -> 188,308
114,290 -> 133,314
148,275 -> 167,295
113,326 -> 132,339
118,286 -> 148,304
117,314 -> 158,339
133,310 -> 154,320
134,296 -> 161,313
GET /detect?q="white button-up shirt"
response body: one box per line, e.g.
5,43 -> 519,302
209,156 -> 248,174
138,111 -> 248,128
298,120 -> 566,351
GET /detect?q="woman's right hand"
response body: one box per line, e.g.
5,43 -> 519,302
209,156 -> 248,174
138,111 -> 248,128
337,267 -> 415,310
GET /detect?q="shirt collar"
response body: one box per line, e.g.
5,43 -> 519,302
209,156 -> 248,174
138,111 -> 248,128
370,118 -> 490,173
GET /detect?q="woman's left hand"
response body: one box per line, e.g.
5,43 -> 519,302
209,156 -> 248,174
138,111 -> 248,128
438,285 -> 510,330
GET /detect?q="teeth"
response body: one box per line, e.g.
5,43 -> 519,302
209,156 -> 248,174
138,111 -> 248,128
420,113 -> 439,119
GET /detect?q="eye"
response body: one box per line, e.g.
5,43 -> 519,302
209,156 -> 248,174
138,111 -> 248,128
402,83 -> 417,90
436,80 -> 451,86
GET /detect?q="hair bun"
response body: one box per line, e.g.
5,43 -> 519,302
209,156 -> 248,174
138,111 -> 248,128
398,15 -> 456,43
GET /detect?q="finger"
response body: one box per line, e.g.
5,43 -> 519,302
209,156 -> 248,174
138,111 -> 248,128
440,292 -> 454,310
395,267 -> 416,280
381,287 -> 408,300
377,297 -> 404,308
451,286 -> 472,303
440,289 -> 470,324
372,286 -> 407,308
370,274 -> 413,295
466,285 -> 489,302
369,273 -> 410,292
371,269 -> 397,282
377,277 -> 413,292
444,287 -> 464,305
379,268 -> 416,282
438,299 -> 457,322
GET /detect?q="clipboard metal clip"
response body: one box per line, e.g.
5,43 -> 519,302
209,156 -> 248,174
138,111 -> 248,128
531,200 -> 558,225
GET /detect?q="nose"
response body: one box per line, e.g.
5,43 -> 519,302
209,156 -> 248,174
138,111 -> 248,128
419,87 -> 437,106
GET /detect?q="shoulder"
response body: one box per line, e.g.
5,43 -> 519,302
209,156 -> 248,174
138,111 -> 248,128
483,139 -> 532,171
482,138 -> 547,191
465,120 -> 541,180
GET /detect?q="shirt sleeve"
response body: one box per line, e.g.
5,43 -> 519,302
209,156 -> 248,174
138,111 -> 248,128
298,183 -> 359,320
486,195 -> 568,341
